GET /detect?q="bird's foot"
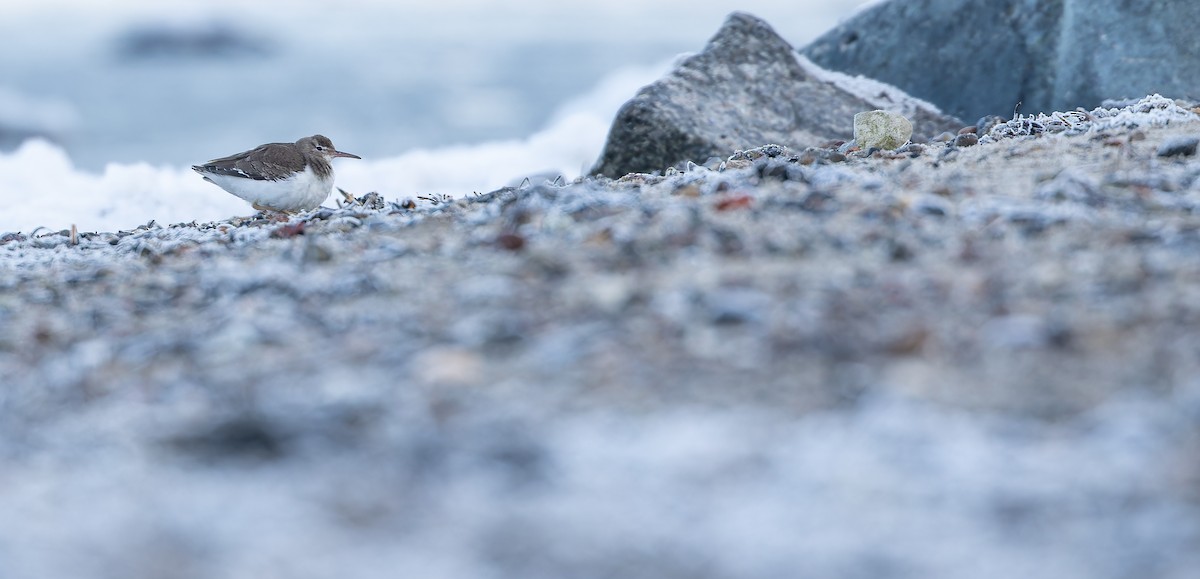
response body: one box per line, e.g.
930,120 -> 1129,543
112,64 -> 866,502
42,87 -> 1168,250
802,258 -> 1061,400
251,203 -> 295,221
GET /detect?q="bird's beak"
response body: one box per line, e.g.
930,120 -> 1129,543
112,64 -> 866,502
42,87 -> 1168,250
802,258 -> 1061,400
331,149 -> 361,159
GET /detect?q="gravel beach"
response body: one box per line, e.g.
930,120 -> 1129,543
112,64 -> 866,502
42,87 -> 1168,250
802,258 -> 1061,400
3,96 -> 1200,577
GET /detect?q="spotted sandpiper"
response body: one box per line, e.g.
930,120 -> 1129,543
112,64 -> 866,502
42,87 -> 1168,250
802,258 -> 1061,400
192,135 -> 360,212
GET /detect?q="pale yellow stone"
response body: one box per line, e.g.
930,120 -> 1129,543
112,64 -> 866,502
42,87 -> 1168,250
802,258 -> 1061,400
854,110 -> 913,150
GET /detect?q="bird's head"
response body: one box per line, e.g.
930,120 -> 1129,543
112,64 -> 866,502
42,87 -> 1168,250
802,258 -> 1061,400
298,135 -> 360,160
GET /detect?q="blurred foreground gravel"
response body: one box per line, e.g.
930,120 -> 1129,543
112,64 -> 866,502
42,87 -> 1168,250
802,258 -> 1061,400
2,97 -> 1200,578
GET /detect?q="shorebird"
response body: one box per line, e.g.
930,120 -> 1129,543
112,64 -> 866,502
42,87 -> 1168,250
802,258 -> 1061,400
192,135 -> 360,212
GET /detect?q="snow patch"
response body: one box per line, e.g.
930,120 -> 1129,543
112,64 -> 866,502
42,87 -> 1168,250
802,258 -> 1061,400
796,53 -> 945,119
0,140 -> 246,233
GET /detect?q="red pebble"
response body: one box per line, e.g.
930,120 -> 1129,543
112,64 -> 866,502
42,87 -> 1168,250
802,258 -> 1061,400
270,222 -> 306,238
714,194 -> 753,211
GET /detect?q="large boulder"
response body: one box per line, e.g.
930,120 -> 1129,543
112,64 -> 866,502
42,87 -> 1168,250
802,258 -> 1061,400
592,12 -> 962,178
802,0 -> 1200,122
1053,0 -> 1200,110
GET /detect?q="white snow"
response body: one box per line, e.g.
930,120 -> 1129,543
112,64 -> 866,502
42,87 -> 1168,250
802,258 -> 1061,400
0,140 -> 246,233
797,53 -> 946,118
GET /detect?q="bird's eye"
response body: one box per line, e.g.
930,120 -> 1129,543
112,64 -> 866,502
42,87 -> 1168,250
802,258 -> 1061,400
315,145 -> 325,151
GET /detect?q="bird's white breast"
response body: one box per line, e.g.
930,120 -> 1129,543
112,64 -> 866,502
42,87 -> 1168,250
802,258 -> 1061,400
204,166 -> 333,212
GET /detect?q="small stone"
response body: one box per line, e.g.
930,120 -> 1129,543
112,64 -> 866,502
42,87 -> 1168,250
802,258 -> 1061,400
301,240 -> 333,263
912,194 -> 951,216
328,216 -> 362,231
705,287 -> 770,325
714,193 -> 754,211
1156,136 -> 1199,157
413,346 -> 485,386
270,222 -> 305,239
496,232 -> 526,251
976,115 -> 1007,136
954,133 -> 980,147
854,110 -> 913,150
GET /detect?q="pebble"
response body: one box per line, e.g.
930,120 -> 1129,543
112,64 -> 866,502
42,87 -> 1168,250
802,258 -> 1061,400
953,133 -> 980,147
412,346 -> 486,386
911,194 -> 952,216
755,158 -> 805,182
853,110 -> 913,150
1156,136 -> 1199,157
704,287 -> 770,325
975,115 -> 1008,136
328,216 -> 363,231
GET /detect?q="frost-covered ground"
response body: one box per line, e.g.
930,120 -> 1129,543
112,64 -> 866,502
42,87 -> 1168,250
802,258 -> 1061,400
2,96 -> 1200,578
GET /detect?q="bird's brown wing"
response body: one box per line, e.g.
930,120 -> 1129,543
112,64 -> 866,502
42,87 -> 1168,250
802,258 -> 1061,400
193,142 -> 306,181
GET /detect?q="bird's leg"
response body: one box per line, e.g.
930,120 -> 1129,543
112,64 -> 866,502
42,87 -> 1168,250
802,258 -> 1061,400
251,203 -> 294,222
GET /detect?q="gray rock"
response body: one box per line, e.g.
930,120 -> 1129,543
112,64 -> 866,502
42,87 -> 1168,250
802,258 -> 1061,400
1055,1 -> 1200,112
591,12 -> 961,178
801,0 -> 1200,121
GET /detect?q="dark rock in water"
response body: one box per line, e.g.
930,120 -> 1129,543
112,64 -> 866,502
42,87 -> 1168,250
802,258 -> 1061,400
117,23 -> 271,60
802,0 -> 1200,121
591,12 -> 961,178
